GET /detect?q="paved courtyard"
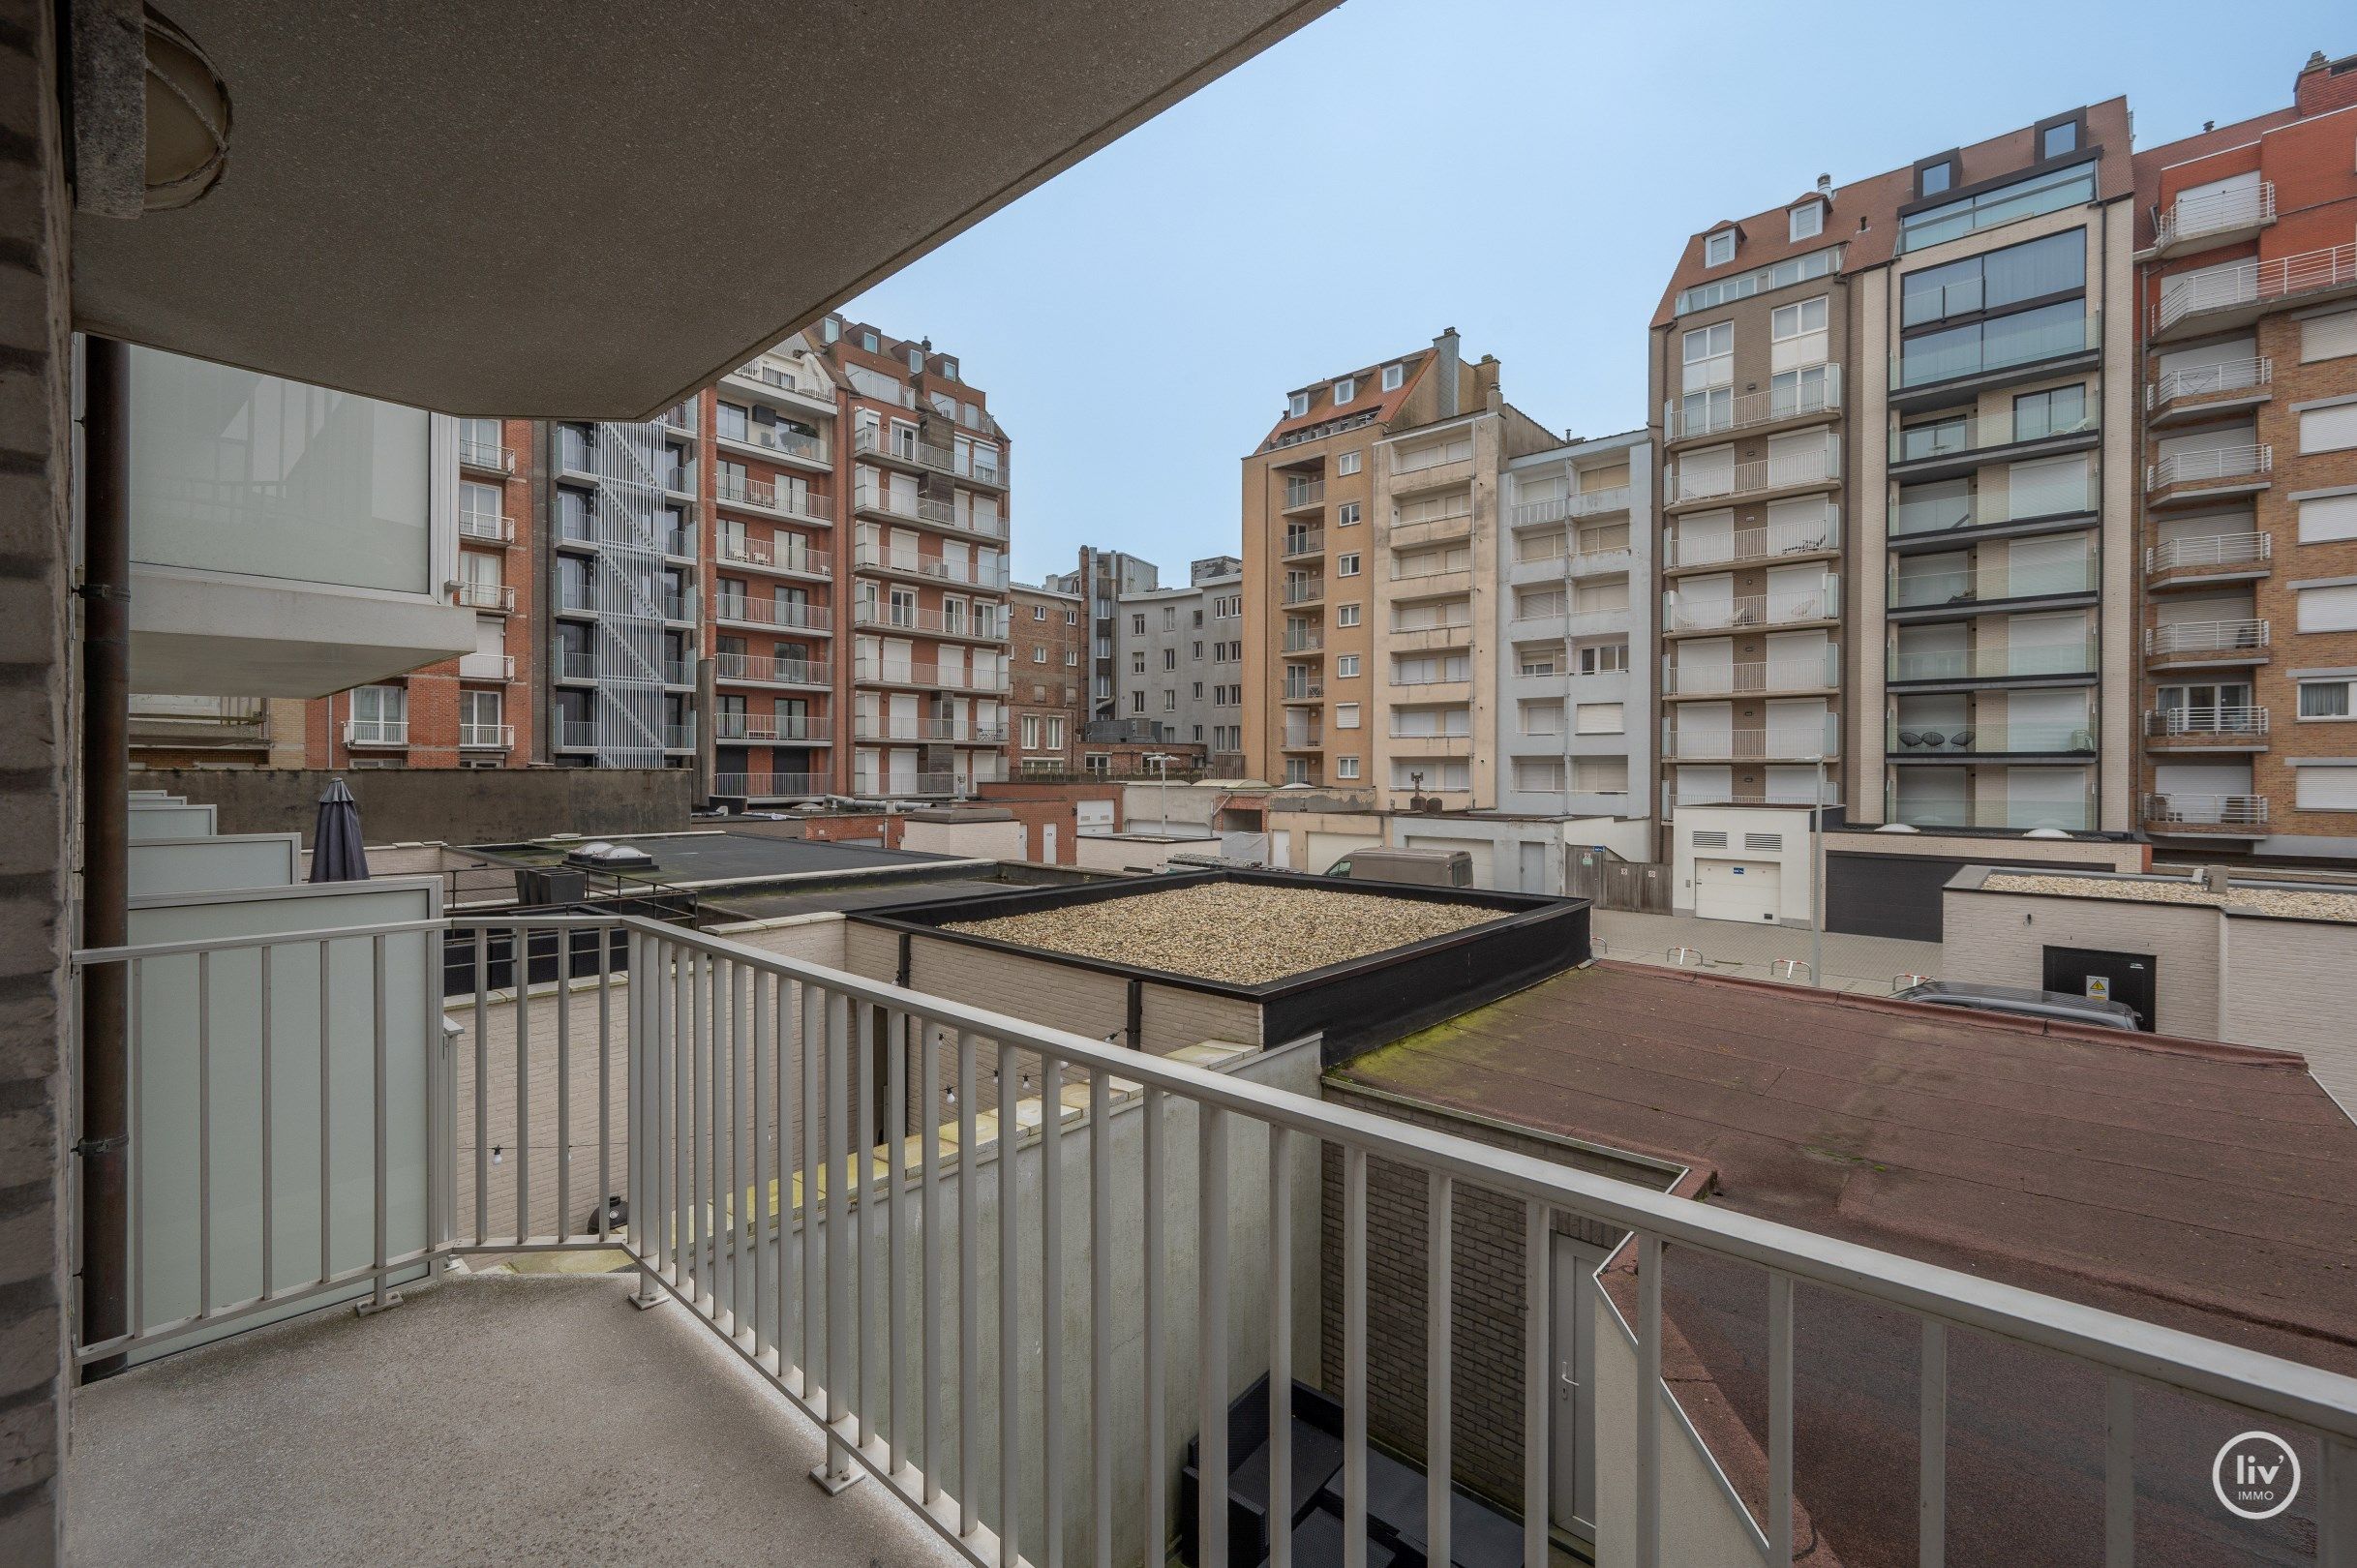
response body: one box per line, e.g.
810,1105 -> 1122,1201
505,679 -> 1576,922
1589,910 -> 1946,997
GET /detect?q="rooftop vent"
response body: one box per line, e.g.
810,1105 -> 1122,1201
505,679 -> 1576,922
564,841 -> 659,871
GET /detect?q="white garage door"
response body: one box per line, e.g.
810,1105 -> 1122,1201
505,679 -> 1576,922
1076,799 -> 1115,836
1695,859 -> 1781,923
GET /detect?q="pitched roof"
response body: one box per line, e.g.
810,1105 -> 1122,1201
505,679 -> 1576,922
1254,347 -> 1432,450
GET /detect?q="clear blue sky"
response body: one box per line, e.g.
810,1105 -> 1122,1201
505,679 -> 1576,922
843,0 -> 2351,585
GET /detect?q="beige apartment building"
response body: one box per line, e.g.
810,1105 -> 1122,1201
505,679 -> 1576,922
1650,100 -> 2143,847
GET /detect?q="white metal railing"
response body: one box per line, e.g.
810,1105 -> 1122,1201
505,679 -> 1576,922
1663,509 -> 1839,570
856,771 -> 962,796
2154,241 -> 2356,332
2146,444 -> 2270,493
451,581 -> 516,612
1664,441 -> 1839,505
68,913 -> 2357,1568
714,713 -> 823,743
854,543 -> 1009,589
854,717 -> 1010,744
1508,486 -> 1632,528
852,656 -> 1011,693
720,532 -> 833,577
2144,793 -> 2270,828
457,723 -> 514,750
1284,479 -> 1325,510
1663,583 -> 1836,633
1664,720 -> 1836,761
2155,180 -> 2274,250
1665,367 -> 1841,440
714,595 -> 834,633
2146,618 -> 2269,658
457,438 -> 514,473
853,604 -> 1007,640
2145,532 -> 2270,574
341,717 -> 408,746
712,771 -> 827,798
733,361 -> 830,402
458,511 -> 515,544
2145,356 -> 2270,411
715,653 -> 831,687
1661,654 -> 1838,697
2145,706 -> 2268,739
1282,577 -> 1325,606
1281,528 -> 1325,558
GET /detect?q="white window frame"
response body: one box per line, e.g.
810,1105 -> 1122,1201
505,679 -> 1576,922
1336,654 -> 1360,678
1338,501 -> 1361,528
2298,678 -> 2355,720
1770,295 -> 1829,342
1789,201 -> 1824,242
1335,755 -> 1361,780
1705,227 -> 1737,266
1381,364 -> 1405,392
1336,702 -> 1362,730
1336,603 -> 1362,627
1337,553 -> 1361,577
1334,376 -> 1358,404
1287,391 -> 1310,418
1337,450 -> 1363,476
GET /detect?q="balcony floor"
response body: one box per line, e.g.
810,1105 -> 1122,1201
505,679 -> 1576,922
68,1271 -> 969,1568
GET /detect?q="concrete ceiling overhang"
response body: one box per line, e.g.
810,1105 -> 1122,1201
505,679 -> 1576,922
70,0 -> 1339,419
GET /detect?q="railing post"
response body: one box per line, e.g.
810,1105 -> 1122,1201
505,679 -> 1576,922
630,930 -> 662,1310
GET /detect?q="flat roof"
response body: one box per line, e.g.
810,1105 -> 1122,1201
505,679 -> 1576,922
468,830 -> 957,888
1977,870 -> 2357,924
1338,963 -> 2357,1563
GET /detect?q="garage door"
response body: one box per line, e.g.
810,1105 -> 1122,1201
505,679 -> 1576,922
1076,799 -> 1115,836
1695,859 -> 1780,923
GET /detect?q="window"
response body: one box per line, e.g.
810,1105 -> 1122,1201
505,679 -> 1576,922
2040,119 -> 2078,159
1066,650 -> 1078,666
2299,401 -> 2357,454
1337,450 -> 1363,476
1918,159 -> 1954,197
1065,609 -> 1079,625
1131,613 -> 1146,635
1334,376 -> 1358,404
2295,766 -> 2357,811
1676,244 -> 1842,315
2299,494 -> 2357,544
1575,702 -> 1625,735
716,402 -> 749,441
1336,654 -> 1360,678
1383,364 -> 1406,393
2013,383 -> 2087,441
1032,604 -> 1047,620
1900,160 -> 2096,252
1130,691 -> 1145,713
1789,201 -> 1823,242
2299,679 -> 2354,719
1338,501 -> 1361,528
1770,296 -> 1828,342
1045,717 -> 1066,748
1335,756 -> 1361,780
1336,603 -> 1361,627
1901,229 -> 2084,328
1336,703 -> 1361,730
1163,690 -> 1177,711
1163,606 -> 1178,631
2303,310 -> 2357,364
1519,700 -> 1563,736
1287,391 -> 1310,418
1705,227 -> 1736,266
2299,584 -> 2357,632
1021,715 -> 1042,750
1032,646 -> 1047,664
860,331 -> 879,351
1337,553 -> 1361,577
1579,642 -> 1629,675
1163,648 -> 1177,671
1681,321 -> 1734,434
1518,646 -> 1559,677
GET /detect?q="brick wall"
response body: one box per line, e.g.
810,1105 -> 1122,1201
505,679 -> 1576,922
1316,1085 -> 1654,1513
0,2 -> 72,1556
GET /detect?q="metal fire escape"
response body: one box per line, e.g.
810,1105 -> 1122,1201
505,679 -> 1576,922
584,421 -> 673,768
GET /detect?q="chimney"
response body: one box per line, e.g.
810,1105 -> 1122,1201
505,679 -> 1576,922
1433,328 -> 1462,418
2295,48 -> 2357,118
2201,864 -> 2232,896
1815,173 -> 1831,194
1475,353 -> 1501,412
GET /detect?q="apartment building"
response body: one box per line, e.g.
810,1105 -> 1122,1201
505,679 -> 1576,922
2134,50 -> 2357,860
275,414 -> 536,771
1497,430 -> 1658,816
1008,580 -> 1085,773
1243,332 -> 1475,789
1651,101 -> 2141,847
1110,554 -> 1245,753
1048,546 -> 1163,724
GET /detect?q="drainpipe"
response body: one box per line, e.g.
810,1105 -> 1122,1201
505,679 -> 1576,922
78,337 -> 132,1379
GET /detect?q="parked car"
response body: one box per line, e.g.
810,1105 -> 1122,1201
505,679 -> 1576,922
1323,847 -> 1473,889
1890,980 -> 2142,1031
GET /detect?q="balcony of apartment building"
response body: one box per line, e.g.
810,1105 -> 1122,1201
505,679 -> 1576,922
1386,706 -> 1474,761
851,764 -> 963,797
854,542 -> 1008,592
1279,666 -> 1324,705
1279,622 -> 1324,657
1280,524 -> 1324,560
128,694 -> 272,751
2145,617 -> 2270,671
854,424 -> 1009,491
854,715 -> 1011,746
1661,577 -> 1838,638
1889,461 -> 2099,553
2151,178 -> 2276,259
715,712 -> 827,745
457,721 -> 514,752
2144,791 -> 2271,836
1280,573 -> 1325,610
1386,428 -> 1476,488
457,504 -> 516,546
1661,646 -> 1839,702
853,480 -> 999,541
1884,706 -> 2096,764
714,592 -> 835,637
1888,397 -> 2100,485
1889,307 -> 2102,411
1887,550 -> 2100,625
715,652 -> 831,690
1391,545 -> 1476,602
2145,528 -> 2271,590
2149,241 -> 2357,341
1886,628 -> 2100,691
341,714 -> 408,748
724,356 -> 839,421
2145,441 -> 2272,508
450,579 -> 516,613
456,434 -> 515,476
852,653 -> 1010,694
1508,521 -> 1634,588
2145,354 -> 2273,427
1886,771 -> 2098,831
655,398 -> 698,439
717,470 -> 836,528
1665,368 -> 1843,452
556,650 -> 695,690
1280,476 -> 1325,516
710,769 -> 828,800
1388,602 -> 1478,656
1662,433 -> 1840,512
1663,711 -> 1837,765
1386,493 -> 1475,554
720,418 -> 831,473
2145,702 -> 2270,753
1278,717 -> 1323,751
852,603 -> 1008,644
720,529 -> 834,583
665,719 -> 698,752
457,643 -> 515,681
1396,648 -> 1475,709
1661,506 -> 1838,579
1507,482 -> 1633,529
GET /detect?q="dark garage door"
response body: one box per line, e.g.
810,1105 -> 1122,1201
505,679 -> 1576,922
1826,852 -> 2100,944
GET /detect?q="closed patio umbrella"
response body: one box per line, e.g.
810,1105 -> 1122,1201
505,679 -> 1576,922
309,777 -> 370,882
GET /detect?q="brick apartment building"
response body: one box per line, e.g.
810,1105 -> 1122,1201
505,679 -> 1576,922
1008,580 -> 1085,773
2133,49 -> 2357,859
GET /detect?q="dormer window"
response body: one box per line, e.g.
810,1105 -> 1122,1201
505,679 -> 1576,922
860,331 -> 879,351
1288,391 -> 1311,418
1916,156 -> 1957,198
1789,201 -> 1823,242
907,347 -> 923,372
2040,120 -> 2077,159
1382,363 -> 1405,392
1334,376 -> 1358,404
1705,227 -> 1737,266
941,358 -> 958,381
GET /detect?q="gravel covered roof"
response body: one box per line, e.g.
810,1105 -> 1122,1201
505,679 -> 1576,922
1980,872 -> 2357,923
941,881 -> 1500,984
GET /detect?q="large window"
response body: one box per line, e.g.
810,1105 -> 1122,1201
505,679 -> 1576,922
1899,162 -> 2097,252
1899,301 -> 2088,388
1676,245 -> 1842,315
1901,230 -> 2084,328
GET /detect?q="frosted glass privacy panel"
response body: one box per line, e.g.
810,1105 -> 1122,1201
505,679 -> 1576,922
129,346 -> 433,594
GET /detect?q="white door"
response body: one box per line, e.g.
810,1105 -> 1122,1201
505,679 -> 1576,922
1042,822 -> 1058,862
1550,1236 -> 1608,1538
1696,859 -> 1781,922
1519,841 -> 1547,893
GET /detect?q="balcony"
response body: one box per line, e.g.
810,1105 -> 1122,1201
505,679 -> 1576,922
1279,728 -> 1323,750
1891,308 -> 2101,402
2153,180 -> 2275,256
2144,792 -> 2270,835
657,399 -> 697,437
854,485 -> 1000,539
853,655 -> 1012,693
1886,719 -> 2094,757
341,717 -> 407,747
553,719 -> 596,749
1281,577 -> 1325,608
854,717 -> 1010,744
1885,787 -> 2097,831
1888,555 -> 2098,615
1665,719 -> 1837,763
854,770 -> 962,796
1664,366 -> 1841,442
1386,731 -> 1473,758
1890,469 -> 2099,543
852,604 -> 1008,642
715,712 -> 825,743
2145,531 -> 2271,588
715,652 -> 831,689
665,723 -> 696,751
723,424 -> 830,467
2145,618 -> 2269,668
1281,528 -> 1325,559
1280,678 -> 1324,704
1662,508 -> 1839,572
1888,637 -> 2098,684
1661,651 -> 1839,699
451,581 -> 515,613
1889,407 -> 2099,473
2152,242 -> 2357,339
855,426 -> 1010,489
711,770 -> 827,799
1387,619 -> 1477,652
457,649 -> 514,681
714,595 -> 834,635
1280,629 -> 1323,655
2145,707 -> 2269,750
716,472 -> 835,526
1663,439 -> 1839,509
854,543 -> 1008,590
126,694 -> 269,746
726,359 -> 836,415
1387,509 -> 1474,552
2145,357 -> 2272,425
1508,486 -> 1632,528
721,532 -> 833,580
1282,478 -> 1324,513
457,437 -> 514,474
2145,444 -> 2270,506
458,722 -> 514,751
1662,581 -> 1836,635
458,509 -> 515,545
